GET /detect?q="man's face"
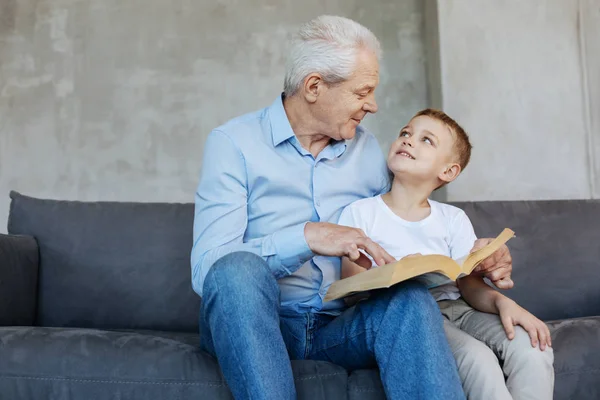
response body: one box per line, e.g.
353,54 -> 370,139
387,115 -> 456,183
313,49 -> 379,141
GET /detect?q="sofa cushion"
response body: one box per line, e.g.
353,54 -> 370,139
547,316 -> 600,400
0,327 -> 348,400
452,200 -> 600,321
7,191 -> 200,332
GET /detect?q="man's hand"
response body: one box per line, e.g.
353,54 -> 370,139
305,222 -> 396,267
495,296 -> 552,351
470,239 -> 514,289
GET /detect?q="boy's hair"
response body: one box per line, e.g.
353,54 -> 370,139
413,108 -> 472,171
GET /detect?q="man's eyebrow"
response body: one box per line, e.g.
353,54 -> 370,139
357,84 -> 375,91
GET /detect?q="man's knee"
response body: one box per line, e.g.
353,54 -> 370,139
388,280 -> 438,314
203,251 -> 275,298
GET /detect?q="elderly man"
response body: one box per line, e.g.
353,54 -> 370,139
192,15 -> 513,399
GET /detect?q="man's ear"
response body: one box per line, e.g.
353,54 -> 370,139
302,73 -> 322,104
438,163 -> 461,184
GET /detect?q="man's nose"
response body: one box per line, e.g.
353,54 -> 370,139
363,97 -> 378,114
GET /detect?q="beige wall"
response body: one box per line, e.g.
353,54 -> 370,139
433,0 -> 600,201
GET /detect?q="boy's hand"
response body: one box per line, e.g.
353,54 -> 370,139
470,239 -> 514,289
495,296 -> 552,351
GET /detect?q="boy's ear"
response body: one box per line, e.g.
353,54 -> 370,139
438,163 -> 461,184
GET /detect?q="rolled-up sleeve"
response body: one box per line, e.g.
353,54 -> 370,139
191,130 -> 314,296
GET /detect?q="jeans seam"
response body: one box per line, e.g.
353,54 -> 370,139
210,270 -> 252,398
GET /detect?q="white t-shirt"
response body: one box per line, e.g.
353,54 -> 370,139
337,195 -> 478,301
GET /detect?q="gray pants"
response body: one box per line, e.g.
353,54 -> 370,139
439,299 -> 555,400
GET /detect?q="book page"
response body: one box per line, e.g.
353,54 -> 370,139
324,254 -> 461,302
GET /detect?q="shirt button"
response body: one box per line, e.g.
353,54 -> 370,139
315,200 -> 321,207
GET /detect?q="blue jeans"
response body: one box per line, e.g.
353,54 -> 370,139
200,252 -> 465,399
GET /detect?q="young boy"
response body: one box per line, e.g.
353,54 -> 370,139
338,109 -> 554,400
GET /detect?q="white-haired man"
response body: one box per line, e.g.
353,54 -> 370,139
192,15 -> 513,399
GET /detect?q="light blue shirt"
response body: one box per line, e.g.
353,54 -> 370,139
191,95 -> 389,314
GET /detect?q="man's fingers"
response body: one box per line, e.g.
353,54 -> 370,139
347,244 -> 361,262
501,315 -> 515,340
493,277 -> 514,290
356,238 -> 394,266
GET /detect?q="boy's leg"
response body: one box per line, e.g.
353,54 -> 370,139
443,318 -> 512,400
309,281 -> 465,400
200,252 -> 295,400
455,300 -> 555,400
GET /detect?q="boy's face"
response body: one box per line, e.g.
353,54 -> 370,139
387,115 -> 459,185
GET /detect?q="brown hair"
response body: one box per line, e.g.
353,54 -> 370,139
413,108 -> 472,171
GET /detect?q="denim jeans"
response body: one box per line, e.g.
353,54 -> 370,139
200,251 -> 465,400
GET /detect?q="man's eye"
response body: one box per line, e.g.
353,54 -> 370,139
357,93 -> 367,98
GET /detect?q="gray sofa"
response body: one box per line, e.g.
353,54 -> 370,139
1,190 -> 599,399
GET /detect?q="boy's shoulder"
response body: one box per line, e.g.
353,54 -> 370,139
430,199 -> 469,220
345,195 -> 382,213
338,195 -> 383,225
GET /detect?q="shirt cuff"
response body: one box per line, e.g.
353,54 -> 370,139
271,222 -> 314,273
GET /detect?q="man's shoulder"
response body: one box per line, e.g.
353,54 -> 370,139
212,106 -> 269,144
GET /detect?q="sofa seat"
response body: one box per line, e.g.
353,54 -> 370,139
0,327 -> 348,399
343,317 -> 600,400
547,316 -> 600,399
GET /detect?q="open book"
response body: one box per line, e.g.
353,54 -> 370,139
324,228 -> 515,302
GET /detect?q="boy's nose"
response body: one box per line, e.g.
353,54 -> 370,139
401,139 -> 413,147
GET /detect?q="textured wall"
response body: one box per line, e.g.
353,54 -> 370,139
0,0 -> 428,232
435,0 -> 600,201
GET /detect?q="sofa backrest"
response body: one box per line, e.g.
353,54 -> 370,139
8,191 -> 599,330
452,200 -> 600,321
8,191 -> 200,332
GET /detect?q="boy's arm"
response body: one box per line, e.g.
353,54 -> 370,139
341,256 -> 369,279
457,274 -> 502,314
458,274 -> 552,350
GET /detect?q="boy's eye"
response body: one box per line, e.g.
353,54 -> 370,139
423,137 -> 432,145
399,131 -> 410,137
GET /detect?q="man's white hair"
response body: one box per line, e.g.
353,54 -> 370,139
283,15 -> 382,97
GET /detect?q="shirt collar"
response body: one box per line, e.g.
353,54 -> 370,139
269,94 -> 296,147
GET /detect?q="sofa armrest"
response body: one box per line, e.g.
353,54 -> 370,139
0,234 -> 39,326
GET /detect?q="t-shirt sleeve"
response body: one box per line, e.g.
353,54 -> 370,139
448,210 -> 478,261
337,203 -> 361,229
